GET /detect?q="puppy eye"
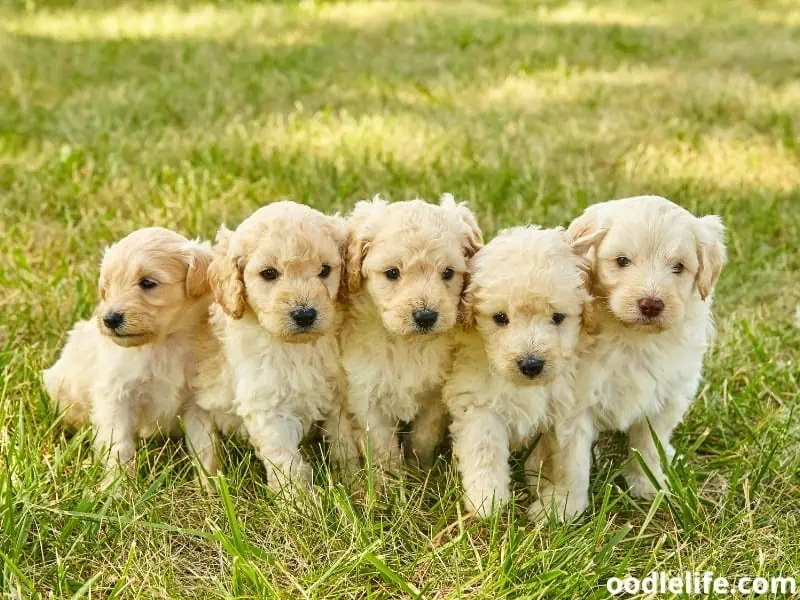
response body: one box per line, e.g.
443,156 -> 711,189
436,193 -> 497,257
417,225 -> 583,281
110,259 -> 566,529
672,262 -> 685,274
139,278 -> 158,290
442,267 -> 455,281
552,312 -> 566,325
261,268 -> 280,281
493,312 -> 509,326
616,256 -> 631,267
319,264 -> 332,279
385,267 -> 400,281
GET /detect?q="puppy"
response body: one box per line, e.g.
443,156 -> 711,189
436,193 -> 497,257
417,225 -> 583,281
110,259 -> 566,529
530,195 -> 726,521
342,194 -> 483,471
43,227 -> 219,483
444,226 -> 603,517
196,201 -> 356,492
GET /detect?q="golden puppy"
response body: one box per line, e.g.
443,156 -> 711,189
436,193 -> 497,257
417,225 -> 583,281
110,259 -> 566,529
531,196 -> 726,521
43,227 -> 219,483
342,194 -> 483,471
194,201 -> 356,492
444,226 -> 603,517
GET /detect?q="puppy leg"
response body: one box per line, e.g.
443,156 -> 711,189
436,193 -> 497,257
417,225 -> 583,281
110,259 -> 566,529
91,391 -> 137,486
323,408 -> 361,474
182,403 -> 220,489
408,390 -> 447,470
452,408 -> 511,518
360,403 -> 403,472
529,412 -> 595,522
624,401 -> 685,499
242,411 -> 312,493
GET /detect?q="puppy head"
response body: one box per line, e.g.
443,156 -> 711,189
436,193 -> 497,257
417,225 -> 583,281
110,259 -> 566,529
464,226 -> 599,386
347,194 -> 483,338
208,201 -> 348,342
568,195 -> 727,331
97,227 -> 213,348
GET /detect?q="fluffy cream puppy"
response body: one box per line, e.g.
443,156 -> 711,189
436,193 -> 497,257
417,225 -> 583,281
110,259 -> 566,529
43,227 -> 218,482
444,226 -> 604,517
530,195 -> 726,521
342,194 -> 483,471
195,201 -> 356,492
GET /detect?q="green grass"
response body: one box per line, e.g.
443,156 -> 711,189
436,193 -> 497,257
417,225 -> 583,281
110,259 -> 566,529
2,0 -> 799,597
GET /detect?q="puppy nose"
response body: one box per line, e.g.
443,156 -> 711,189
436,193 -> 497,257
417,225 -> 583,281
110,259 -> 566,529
413,309 -> 439,330
290,307 -> 317,328
638,297 -> 665,318
103,311 -> 125,330
517,356 -> 545,378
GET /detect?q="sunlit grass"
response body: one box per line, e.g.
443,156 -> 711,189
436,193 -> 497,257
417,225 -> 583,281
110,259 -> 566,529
1,0 -> 799,597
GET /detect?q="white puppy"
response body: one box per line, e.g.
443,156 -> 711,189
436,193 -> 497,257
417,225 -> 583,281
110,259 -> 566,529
445,226 -> 603,517
195,201 -> 356,492
43,227 -> 218,483
530,196 -> 726,521
342,195 -> 483,472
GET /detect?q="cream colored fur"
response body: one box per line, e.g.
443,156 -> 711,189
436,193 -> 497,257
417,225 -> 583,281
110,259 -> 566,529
530,196 -> 726,521
342,194 -> 483,471
42,227 -> 219,484
444,226 -> 603,517
194,201 -> 357,492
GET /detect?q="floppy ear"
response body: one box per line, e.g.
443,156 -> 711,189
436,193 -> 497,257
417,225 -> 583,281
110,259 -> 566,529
346,196 -> 386,294
567,204 -> 603,241
457,270 -> 478,329
694,214 -> 727,301
208,226 -> 246,319
330,215 -> 351,303
184,241 -> 214,298
440,193 -> 483,257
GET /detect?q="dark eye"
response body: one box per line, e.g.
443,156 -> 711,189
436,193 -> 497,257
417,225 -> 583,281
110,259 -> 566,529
672,262 -> 684,274
493,312 -> 509,326
139,278 -> 158,290
442,267 -> 455,281
261,268 -> 279,281
319,264 -> 331,279
552,312 -> 566,325
385,267 -> 400,281
616,256 -> 631,267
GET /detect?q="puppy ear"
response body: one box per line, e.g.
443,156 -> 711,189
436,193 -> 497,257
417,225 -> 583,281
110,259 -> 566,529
439,193 -> 483,258
330,215 -> 351,303
184,241 -> 214,298
208,226 -> 246,319
694,214 -> 727,301
346,196 -> 386,294
569,228 -> 607,256
567,204 -> 603,241
457,272 -> 477,329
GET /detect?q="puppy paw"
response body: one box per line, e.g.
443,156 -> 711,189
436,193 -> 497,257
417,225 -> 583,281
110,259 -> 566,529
625,473 -> 662,500
463,486 -> 510,519
528,486 -> 587,523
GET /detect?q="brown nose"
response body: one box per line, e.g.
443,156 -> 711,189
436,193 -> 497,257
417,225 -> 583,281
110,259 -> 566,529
638,297 -> 665,318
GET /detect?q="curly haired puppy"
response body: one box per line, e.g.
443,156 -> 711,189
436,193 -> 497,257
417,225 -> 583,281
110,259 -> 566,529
43,227 -> 218,482
444,226 -> 604,517
530,196 -> 726,521
195,201 -> 356,492
342,194 -> 483,472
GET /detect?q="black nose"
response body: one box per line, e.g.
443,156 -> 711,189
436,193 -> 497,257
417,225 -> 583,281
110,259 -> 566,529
638,297 -> 665,318
290,307 -> 317,328
413,309 -> 439,330
103,311 -> 125,330
517,356 -> 545,378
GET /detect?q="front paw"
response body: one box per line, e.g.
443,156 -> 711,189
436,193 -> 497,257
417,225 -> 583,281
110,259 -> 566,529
528,486 -> 587,523
463,484 -> 511,518
625,472 -> 662,500
266,459 -> 313,495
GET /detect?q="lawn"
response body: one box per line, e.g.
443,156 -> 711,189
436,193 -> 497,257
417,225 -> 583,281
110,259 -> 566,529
1,0 -> 799,597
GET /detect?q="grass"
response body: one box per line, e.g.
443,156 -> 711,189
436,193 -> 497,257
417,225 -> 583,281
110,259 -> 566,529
1,0 -> 799,597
